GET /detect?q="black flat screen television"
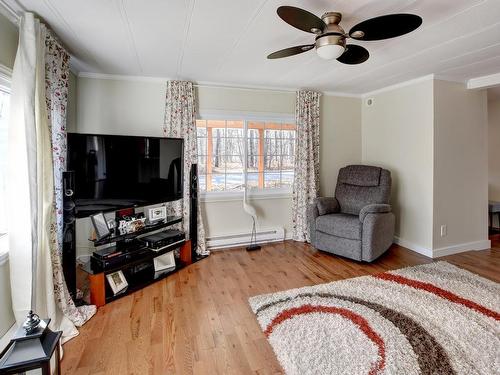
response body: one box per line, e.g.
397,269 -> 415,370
67,133 -> 183,217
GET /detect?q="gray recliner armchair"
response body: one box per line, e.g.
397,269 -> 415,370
308,165 -> 395,262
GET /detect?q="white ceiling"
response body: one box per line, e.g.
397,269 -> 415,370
5,0 -> 500,94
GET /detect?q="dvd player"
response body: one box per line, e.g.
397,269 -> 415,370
140,229 -> 185,251
91,242 -> 150,271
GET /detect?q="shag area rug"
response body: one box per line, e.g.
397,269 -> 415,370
249,261 -> 500,375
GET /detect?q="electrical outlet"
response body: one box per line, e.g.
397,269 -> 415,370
440,225 -> 447,237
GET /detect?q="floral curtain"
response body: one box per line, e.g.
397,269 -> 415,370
8,13 -> 95,343
292,90 -> 321,242
163,80 -> 208,256
44,26 -> 96,329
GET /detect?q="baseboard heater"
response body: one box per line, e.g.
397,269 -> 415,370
207,227 -> 285,250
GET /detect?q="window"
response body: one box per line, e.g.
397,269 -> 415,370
196,116 -> 296,193
0,82 -> 10,253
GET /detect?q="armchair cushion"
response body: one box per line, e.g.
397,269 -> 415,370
316,197 -> 340,216
316,213 -> 361,240
359,204 -> 391,222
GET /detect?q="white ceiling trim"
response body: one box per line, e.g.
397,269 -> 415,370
0,0 -> 22,23
362,74 -> 435,98
77,71 -> 363,97
467,72 -> 500,90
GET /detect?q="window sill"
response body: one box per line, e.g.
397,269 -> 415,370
200,189 -> 292,203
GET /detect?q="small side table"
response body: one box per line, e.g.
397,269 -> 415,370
0,319 -> 62,375
488,201 -> 500,234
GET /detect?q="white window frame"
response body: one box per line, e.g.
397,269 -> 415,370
197,110 -> 295,202
0,64 -> 12,265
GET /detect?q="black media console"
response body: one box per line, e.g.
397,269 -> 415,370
79,216 -> 192,306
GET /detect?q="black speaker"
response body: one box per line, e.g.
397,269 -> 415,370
189,164 -> 198,257
62,171 -> 77,299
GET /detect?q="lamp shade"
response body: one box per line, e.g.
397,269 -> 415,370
316,44 -> 345,60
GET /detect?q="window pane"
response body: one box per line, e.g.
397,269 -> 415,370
246,154 -> 260,172
210,174 -> 225,191
197,137 -> 207,156
226,120 -> 243,138
210,135 -> 226,156
226,174 -> 243,191
225,155 -> 243,173
265,122 -> 282,138
264,172 -> 281,189
196,125 -> 207,138
264,138 -> 282,157
197,155 -> 207,175
211,155 -> 225,173
282,136 -> 295,158
225,137 -> 243,156
196,118 -> 294,193
246,172 -> 260,189
282,155 -> 294,170
210,124 -> 226,137
198,174 -> 206,191
282,170 -> 294,187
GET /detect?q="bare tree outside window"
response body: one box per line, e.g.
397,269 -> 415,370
196,119 -> 295,192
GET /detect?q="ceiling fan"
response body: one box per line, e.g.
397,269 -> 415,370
267,6 -> 422,64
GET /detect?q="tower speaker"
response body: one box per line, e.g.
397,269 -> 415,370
189,164 -> 198,258
62,171 -> 77,299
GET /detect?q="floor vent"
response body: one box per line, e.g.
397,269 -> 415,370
207,227 -> 285,250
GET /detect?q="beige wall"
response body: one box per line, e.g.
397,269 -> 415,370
320,95 -> 362,196
362,78 -> 490,256
74,76 -> 361,248
433,80 -> 489,252
488,98 -> 500,203
362,79 -> 435,253
67,71 -> 78,132
0,12 -> 18,69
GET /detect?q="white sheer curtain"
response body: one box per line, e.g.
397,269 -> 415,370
7,13 -> 95,343
163,80 -> 208,256
292,90 -> 321,242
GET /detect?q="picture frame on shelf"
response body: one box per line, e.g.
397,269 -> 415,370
106,270 -> 128,295
147,206 -> 167,224
90,212 -> 110,240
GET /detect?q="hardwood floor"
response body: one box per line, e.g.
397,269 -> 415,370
61,241 -> 499,375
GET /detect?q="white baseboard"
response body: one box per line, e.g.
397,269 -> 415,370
394,236 -> 433,258
207,227 -> 286,250
433,240 -> 491,258
395,236 -> 491,258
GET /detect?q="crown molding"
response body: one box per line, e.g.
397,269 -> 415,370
361,74 -> 435,98
0,0 -> 22,24
77,71 -> 364,97
467,72 -> 500,90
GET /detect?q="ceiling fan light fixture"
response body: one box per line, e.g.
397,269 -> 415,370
316,44 -> 345,60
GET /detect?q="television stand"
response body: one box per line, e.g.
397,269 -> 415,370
78,216 -> 192,307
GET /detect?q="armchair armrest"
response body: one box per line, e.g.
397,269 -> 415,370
316,197 -> 340,216
359,204 -> 391,222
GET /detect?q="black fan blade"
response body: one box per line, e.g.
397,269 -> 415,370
267,44 -> 315,59
349,14 -> 422,41
337,45 -> 369,65
277,6 -> 326,34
